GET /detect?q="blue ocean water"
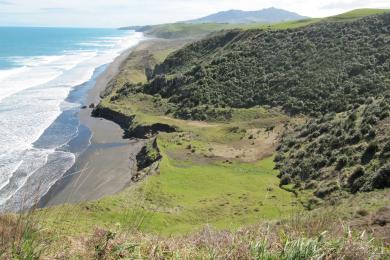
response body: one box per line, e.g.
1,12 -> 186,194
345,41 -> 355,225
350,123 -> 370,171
0,27 -> 143,211
0,27 -> 132,69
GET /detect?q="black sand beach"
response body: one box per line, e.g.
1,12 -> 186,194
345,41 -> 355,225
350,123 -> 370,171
41,46 -> 147,207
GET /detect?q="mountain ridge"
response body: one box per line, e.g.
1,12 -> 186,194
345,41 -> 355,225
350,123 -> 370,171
183,7 -> 307,24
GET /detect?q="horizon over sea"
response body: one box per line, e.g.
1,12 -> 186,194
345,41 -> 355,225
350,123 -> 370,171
0,26 -> 143,212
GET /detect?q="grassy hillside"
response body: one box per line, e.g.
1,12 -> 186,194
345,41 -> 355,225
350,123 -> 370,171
329,8 -> 390,21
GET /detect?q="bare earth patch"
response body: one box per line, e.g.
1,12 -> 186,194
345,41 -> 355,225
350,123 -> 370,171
160,116 -> 221,128
211,127 -> 281,162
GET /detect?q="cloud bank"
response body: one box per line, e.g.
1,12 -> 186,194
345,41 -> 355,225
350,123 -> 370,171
0,0 -> 389,27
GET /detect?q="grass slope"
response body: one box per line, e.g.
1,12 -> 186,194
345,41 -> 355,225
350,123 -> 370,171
330,8 -> 390,21
40,138 -> 299,236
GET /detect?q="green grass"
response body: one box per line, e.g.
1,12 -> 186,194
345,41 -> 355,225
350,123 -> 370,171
143,23 -> 237,39
39,152 -> 300,236
139,150 -> 300,234
329,8 -> 390,21
254,18 -> 320,30
143,20 -> 321,39
39,119 -> 300,236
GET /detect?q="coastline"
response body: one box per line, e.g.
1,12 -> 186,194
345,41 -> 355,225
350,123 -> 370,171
41,44 -> 147,207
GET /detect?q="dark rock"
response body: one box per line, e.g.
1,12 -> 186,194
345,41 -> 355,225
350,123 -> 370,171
136,138 -> 162,171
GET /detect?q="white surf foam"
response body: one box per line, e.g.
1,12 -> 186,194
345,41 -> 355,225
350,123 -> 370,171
0,31 -> 144,211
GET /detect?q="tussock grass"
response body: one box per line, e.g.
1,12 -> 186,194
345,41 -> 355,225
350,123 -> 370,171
77,210 -> 388,259
0,210 -> 47,259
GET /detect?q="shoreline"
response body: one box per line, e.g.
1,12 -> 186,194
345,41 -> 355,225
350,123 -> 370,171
41,43 -> 147,207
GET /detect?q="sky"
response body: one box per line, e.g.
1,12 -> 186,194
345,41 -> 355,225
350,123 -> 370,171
0,0 -> 389,28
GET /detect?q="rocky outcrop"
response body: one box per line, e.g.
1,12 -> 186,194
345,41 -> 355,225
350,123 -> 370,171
92,105 -> 176,182
127,123 -> 177,139
92,105 -> 177,139
132,138 -> 162,182
92,105 -> 135,131
136,138 -> 161,170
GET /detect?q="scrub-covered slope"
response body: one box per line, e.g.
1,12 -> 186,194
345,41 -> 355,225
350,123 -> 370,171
276,98 -> 390,203
132,14 -> 390,120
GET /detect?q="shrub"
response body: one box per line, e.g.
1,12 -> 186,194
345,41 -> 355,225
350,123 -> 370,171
361,142 -> 378,164
372,164 -> 390,189
336,155 -> 348,171
280,175 -> 292,186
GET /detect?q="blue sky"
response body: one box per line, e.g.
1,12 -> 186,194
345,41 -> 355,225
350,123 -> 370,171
0,0 -> 389,27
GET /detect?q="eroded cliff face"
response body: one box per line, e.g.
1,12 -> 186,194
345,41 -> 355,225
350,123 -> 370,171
92,105 -> 135,132
92,105 -> 178,182
92,105 -> 177,139
127,123 -> 177,139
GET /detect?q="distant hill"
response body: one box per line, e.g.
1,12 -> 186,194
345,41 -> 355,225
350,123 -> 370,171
184,7 -> 307,24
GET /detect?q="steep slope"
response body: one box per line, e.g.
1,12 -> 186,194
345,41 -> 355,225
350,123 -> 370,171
185,7 -> 307,24
276,98 -> 390,203
133,13 -> 390,120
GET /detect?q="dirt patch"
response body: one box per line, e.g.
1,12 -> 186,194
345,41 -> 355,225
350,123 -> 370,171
160,116 -> 220,128
211,127 -> 280,162
167,149 -> 223,164
165,126 -> 281,163
351,206 -> 390,246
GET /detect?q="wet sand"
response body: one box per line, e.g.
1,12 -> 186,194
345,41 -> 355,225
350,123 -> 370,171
41,46 -> 146,207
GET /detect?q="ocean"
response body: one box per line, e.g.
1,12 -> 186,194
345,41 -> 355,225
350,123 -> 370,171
0,27 -> 143,212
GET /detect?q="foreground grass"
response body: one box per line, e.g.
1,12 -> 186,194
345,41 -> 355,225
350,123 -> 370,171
2,192 -> 388,258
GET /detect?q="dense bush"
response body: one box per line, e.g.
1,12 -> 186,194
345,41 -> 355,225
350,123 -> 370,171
135,14 -> 390,119
275,99 -> 390,198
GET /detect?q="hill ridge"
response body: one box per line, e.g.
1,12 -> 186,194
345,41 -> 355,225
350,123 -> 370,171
184,7 -> 307,24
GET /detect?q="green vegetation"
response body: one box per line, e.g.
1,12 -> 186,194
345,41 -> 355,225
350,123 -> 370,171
2,190 -> 388,258
139,23 -> 250,39
329,8 -> 390,21
125,8 -> 390,40
36,132 -> 299,236
118,13 -> 390,120
133,21 -> 317,39
101,40 -> 187,97
276,98 -> 390,203
2,9 -> 389,259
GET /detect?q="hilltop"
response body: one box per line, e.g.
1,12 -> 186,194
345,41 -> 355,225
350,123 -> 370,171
184,7 -> 307,24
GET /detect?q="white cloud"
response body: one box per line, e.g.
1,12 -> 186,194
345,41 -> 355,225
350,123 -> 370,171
321,0 -> 390,10
0,0 -> 389,27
